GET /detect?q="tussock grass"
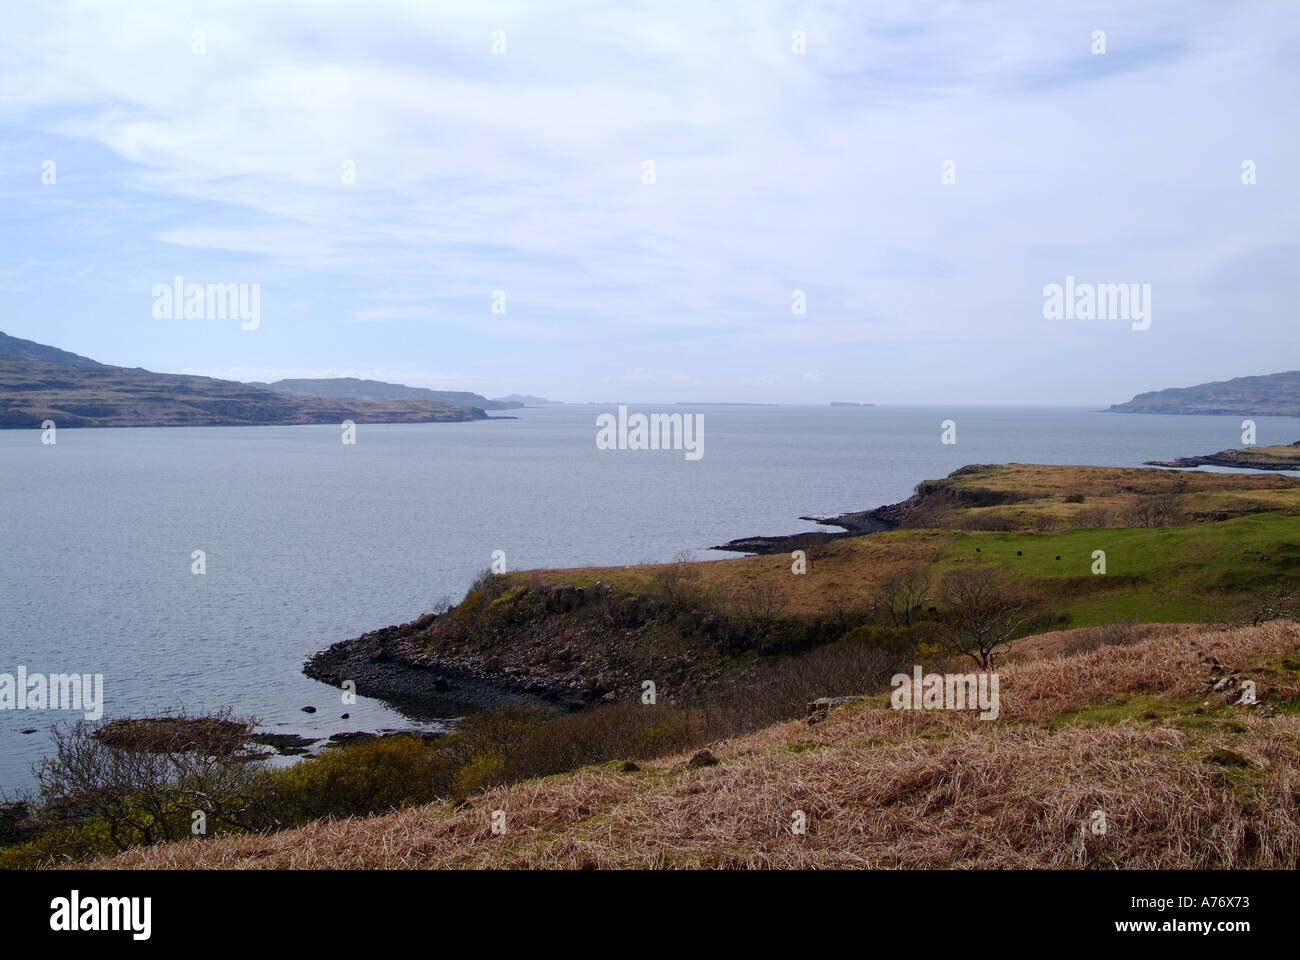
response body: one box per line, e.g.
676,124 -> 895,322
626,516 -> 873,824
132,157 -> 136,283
84,621 -> 1300,870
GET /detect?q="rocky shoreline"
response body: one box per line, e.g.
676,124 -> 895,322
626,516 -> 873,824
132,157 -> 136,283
303,499 -> 916,718
297,454 -> 1300,727
304,627 -> 554,720
1146,441 -> 1300,471
711,493 -> 916,553
301,483 -> 927,716
303,580 -> 718,722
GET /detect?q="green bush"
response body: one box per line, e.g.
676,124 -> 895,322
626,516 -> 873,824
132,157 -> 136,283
268,736 -> 452,823
840,624 -> 910,652
454,589 -> 487,621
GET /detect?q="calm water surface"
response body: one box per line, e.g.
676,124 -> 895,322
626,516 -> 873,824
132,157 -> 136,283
3,404 -> 1298,789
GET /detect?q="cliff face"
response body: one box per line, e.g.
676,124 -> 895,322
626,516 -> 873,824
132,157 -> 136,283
0,334 -> 488,428
1109,371 -> 1300,416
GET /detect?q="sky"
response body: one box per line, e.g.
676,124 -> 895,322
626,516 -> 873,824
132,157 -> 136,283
0,0 -> 1296,405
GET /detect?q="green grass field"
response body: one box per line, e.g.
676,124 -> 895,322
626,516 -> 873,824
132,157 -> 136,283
500,464 -> 1300,636
936,514 -> 1299,625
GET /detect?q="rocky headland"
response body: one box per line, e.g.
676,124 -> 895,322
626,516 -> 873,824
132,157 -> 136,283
1146,441 -> 1300,471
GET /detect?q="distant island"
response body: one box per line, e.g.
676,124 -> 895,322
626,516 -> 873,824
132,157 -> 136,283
1109,371 -> 1300,417
491,394 -> 562,406
0,332 -> 506,429
249,377 -> 523,410
830,401 -> 875,407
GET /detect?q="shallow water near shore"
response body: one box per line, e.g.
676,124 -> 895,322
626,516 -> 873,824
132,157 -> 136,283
3,403 -> 1299,790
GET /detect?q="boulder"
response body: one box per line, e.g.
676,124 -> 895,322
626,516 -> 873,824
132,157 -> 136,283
688,748 -> 719,768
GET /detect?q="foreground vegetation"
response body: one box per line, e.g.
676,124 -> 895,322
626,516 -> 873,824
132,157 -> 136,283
6,461 -> 1299,868
80,620 -> 1300,868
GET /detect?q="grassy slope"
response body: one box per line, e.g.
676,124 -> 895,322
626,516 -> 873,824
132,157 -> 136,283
1226,443 -> 1300,466
89,620 -> 1300,869
526,465 -> 1300,627
938,514 -> 1300,624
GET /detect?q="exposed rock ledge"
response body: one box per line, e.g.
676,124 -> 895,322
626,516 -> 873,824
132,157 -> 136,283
304,624 -> 555,720
711,493 -> 917,554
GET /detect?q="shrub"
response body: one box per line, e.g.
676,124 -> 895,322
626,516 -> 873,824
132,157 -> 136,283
269,735 -> 454,823
1072,506 -> 1113,529
651,551 -> 707,612
840,624 -> 910,652
454,589 -> 487,621
503,703 -> 696,782
32,710 -> 274,854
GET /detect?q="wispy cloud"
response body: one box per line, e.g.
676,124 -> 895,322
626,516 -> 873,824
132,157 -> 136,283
1,1 -> 1296,403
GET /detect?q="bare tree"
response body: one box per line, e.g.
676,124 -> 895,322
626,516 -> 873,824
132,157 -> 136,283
937,567 -> 1032,668
1072,506 -> 1113,529
652,550 -> 705,611
1123,493 -> 1184,528
35,709 -> 275,854
796,535 -> 833,569
880,565 -> 932,627
728,579 -> 790,620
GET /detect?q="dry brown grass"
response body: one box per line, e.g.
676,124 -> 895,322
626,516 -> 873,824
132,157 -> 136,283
83,621 -> 1300,870
949,463 -> 1300,501
528,529 -> 953,616
1009,622 -> 1185,661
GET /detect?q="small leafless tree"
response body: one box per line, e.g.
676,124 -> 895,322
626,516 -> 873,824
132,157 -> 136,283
1072,506 -> 1113,529
937,566 -> 1032,668
652,550 -> 705,611
728,579 -> 790,620
1123,493 -> 1184,528
796,536 -> 833,569
880,565 -> 932,627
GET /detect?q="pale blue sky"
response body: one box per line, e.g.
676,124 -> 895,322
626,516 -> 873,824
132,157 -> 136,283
1,1 -> 1296,403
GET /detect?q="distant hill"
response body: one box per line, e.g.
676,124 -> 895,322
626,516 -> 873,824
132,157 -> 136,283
252,377 -> 523,410
491,394 -> 561,405
1109,371 -> 1300,417
0,333 -> 489,429
0,331 -> 105,369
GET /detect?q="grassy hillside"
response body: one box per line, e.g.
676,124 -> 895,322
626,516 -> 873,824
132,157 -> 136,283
0,330 -> 104,368
519,464 -> 1300,624
0,348 -> 488,428
87,620 -> 1300,869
